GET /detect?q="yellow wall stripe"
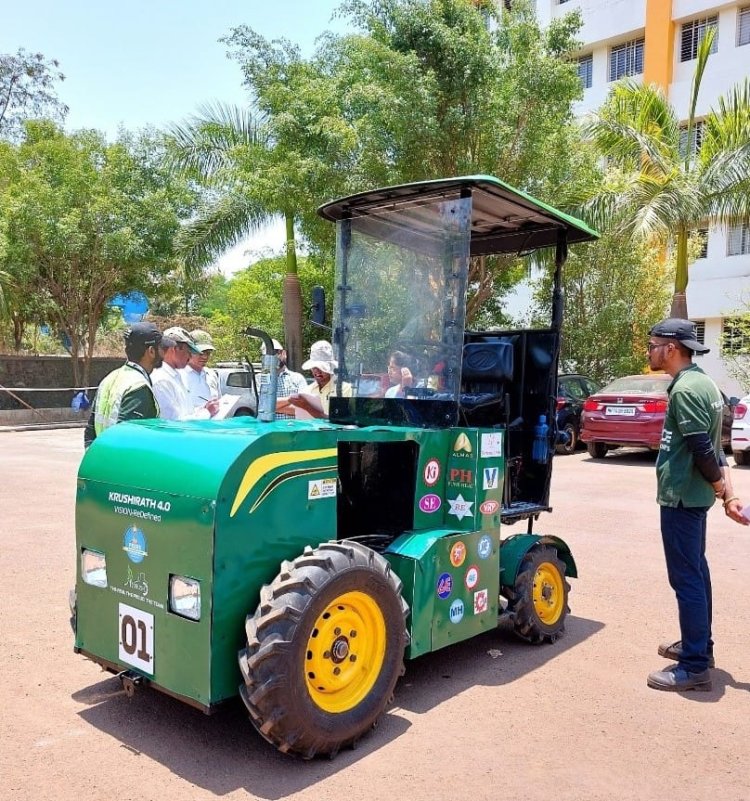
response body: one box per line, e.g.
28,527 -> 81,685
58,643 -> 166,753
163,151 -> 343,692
230,448 -> 337,517
644,0 -> 674,91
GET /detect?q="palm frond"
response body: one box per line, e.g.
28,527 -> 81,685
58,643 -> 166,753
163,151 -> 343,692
166,102 -> 269,179
175,189 -> 274,270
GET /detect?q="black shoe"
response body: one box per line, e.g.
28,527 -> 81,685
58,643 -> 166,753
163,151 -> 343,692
658,640 -> 715,669
647,665 -> 712,692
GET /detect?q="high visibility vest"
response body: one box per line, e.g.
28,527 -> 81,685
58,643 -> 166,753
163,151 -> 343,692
93,364 -> 158,435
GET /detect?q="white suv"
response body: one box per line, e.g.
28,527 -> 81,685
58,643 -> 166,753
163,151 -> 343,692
732,395 -> 750,466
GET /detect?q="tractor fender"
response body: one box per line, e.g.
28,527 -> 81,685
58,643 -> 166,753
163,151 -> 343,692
499,533 -> 578,590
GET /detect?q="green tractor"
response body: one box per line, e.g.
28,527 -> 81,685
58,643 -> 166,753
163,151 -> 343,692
71,176 -> 597,758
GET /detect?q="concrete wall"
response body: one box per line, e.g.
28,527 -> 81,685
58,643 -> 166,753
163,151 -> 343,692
0,356 -> 122,411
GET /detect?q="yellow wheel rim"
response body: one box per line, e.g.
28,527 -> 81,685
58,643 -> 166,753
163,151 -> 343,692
532,562 -> 564,625
305,590 -> 387,713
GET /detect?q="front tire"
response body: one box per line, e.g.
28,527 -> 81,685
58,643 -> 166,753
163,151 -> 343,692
507,546 -> 570,643
238,540 -> 408,759
734,450 -> 748,467
587,441 -> 608,459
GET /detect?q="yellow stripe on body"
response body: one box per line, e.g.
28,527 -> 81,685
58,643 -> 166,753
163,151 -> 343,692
230,448 -> 337,517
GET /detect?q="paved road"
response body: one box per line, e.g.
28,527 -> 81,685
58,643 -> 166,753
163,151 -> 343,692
2,430 -> 750,801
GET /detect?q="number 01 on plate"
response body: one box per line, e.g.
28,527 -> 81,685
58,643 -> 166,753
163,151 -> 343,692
118,603 -> 154,674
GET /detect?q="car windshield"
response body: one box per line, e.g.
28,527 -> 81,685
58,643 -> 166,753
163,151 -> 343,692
600,376 -> 669,394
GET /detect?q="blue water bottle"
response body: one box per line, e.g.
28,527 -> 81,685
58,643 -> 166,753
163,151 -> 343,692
532,414 -> 549,463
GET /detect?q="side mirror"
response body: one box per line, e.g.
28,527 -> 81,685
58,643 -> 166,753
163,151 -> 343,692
729,396 -> 740,407
311,286 -> 326,327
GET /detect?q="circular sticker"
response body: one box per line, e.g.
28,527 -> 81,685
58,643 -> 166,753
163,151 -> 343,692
477,534 -> 493,560
465,565 -> 479,590
436,572 -> 453,599
424,458 -> 441,487
419,494 -> 441,513
450,540 -> 467,567
449,599 -> 465,624
123,526 -> 148,564
480,499 -> 499,515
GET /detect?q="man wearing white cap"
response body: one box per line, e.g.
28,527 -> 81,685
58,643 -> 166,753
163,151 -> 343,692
152,326 -> 219,420
265,338 -> 308,420
183,329 -> 220,411
288,340 -> 352,418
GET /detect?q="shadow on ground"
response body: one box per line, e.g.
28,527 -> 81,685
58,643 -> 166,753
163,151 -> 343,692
73,614 -> 603,798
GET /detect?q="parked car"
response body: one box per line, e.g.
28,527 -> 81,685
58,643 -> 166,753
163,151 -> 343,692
214,362 -> 259,418
555,373 -> 599,455
732,395 -> 750,466
580,373 -> 736,459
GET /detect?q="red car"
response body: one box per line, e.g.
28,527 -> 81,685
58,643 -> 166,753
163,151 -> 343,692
580,373 -> 735,459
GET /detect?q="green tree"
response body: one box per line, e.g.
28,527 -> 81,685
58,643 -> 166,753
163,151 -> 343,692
580,30 -> 750,319
531,231 -> 672,386
0,49 -> 67,142
222,0 -> 585,325
0,122 -> 196,384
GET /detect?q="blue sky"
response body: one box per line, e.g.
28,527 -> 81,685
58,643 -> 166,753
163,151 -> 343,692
4,0 -> 350,272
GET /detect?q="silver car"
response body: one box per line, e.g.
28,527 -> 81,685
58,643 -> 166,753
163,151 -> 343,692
732,394 -> 750,466
213,362 -> 259,418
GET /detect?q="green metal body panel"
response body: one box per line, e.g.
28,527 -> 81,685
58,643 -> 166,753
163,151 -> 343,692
499,533 -> 578,590
73,417 -> 528,707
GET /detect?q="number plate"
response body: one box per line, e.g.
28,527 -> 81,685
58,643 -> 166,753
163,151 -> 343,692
605,405 -> 635,416
118,603 -> 154,674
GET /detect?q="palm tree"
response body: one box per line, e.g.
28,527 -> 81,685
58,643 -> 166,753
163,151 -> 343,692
166,103 -> 304,367
580,31 -> 750,318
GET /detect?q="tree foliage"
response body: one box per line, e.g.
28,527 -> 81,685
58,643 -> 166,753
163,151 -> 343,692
579,30 -> 750,318
0,122 -> 196,384
0,49 -> 68,142
531,230 -> 672,386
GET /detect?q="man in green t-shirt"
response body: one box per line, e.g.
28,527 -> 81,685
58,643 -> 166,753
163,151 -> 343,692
646,318 -> 747,693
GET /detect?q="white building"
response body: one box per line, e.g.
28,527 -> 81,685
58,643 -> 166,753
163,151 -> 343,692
533,0 -> 750,395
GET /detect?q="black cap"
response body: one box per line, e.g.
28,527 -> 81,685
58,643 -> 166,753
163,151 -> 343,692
649,318 -> 709,354
124,322 -> 162,347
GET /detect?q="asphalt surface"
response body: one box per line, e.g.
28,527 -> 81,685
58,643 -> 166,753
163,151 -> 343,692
2,429 -> 750,801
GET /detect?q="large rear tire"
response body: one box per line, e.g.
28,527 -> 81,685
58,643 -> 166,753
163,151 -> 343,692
238,540 -> 409,759
507,546 -> 570,644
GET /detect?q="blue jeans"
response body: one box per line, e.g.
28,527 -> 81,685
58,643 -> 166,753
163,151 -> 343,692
660,504 -> 713,672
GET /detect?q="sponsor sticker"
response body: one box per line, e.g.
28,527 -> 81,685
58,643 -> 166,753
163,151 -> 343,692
447,494 -> 474,521
482,466 -> 499,490
419,493 -> 442,513
477,534 -> 493,560
474,588 -> 489,615
423,458 -> 441,487
449,599 -> 465,624
449,468 -> 473,485
123,526 -> 148,564
480,499 -> 499,515
450,540 -> 467,567
481,432 -> 503,457
437,572 -> 453,600
465,565 -> 479,590
453,433 -> 473,454
308,478 -> 337,499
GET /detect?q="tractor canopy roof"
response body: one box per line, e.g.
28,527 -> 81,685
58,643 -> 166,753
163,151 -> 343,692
318,175 -> 598,256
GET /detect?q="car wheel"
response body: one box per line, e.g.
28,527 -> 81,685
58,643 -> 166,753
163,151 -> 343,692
734,450 -> 748,467
555,423 -> 577,455
587,442 -> 608,459
233,407 -> 255,417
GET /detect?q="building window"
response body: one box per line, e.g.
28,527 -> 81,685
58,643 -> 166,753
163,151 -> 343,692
609,39 -> 644,81
691,320 -> 706,356
722,317 -> 750,355
577,54 -> 593,89
680,16 -> 719,62
739,7 -> 750,46
694,228 -> 709,259
679,120 -> 704,158
727,223 -> 750,256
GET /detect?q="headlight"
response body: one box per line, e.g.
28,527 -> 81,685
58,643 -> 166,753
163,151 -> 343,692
169,575 -> 201,621
81,549 -> 107,588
